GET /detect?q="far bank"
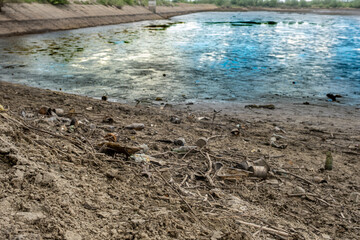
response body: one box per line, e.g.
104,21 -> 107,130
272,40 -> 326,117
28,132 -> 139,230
1,3 -> 360,37
0,3 -> 217,37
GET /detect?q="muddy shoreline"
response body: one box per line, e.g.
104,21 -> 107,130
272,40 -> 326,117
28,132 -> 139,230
0,80 -> 359,239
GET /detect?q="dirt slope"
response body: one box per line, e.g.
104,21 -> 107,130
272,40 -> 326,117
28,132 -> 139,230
0,81 -> 359,239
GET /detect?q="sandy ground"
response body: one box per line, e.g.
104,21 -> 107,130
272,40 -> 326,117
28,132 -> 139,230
0,80 -> 359,240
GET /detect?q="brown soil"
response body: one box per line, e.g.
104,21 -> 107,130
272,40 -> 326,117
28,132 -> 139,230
0,81 -> 359,240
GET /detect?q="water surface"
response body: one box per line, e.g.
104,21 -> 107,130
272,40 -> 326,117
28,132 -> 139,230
1,11 -> 359,105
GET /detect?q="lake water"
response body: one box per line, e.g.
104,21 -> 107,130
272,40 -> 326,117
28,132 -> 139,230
1,11 -> 360,105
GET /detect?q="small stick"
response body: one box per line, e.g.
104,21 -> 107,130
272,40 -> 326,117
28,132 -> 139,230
236,220 -> 289,238
151,151 -> 174,157
288,193 -> 318,197
2,113 -> 84,150
205,153 -> 215,187
207,135 -> 225,141
181,148 -> 198,160
180,174 -> 188,187
152,166 -> 206,227
252,226 -> 264,237
274,169 -> 314,185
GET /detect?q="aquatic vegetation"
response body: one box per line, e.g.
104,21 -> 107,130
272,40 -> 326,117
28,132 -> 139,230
230,23 -> 253,26
145,22 -> 183,31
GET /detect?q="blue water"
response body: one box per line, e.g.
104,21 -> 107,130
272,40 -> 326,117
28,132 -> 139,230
0,11 -> 360,105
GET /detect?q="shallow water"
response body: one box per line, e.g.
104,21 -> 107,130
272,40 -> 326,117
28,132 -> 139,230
1,11 -> 360,105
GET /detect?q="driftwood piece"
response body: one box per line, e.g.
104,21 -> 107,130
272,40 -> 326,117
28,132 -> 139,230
236,220 -> 289,238
98,142 -> 141,157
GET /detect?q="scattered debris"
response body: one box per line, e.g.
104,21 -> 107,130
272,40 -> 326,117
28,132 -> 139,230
104,133 -> 117,142
270,137 -> 287,149
249,165 -> 268,179
325,151 -> 333,170
231,128 -> 240,135
195,137 -> 207,148
326,93 -> 342,102
172,146 -> 197,154
102,116 -> 114,124
131,153 -> 152,163
0,104 -> 7,112
245,104 -> 275,109
174,137 -> 186,146
98,142 -> 141,157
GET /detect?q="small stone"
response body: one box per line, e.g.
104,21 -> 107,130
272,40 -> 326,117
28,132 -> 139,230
105,169 -> 119,179
349,192 -> 360,203
293,186 -> 306,194
211,231 -> 223,240
266,179 -> 279,185
13,169 -> 24,179
321,234 -> 331,240
313,176 -> 327,184
34,173 -> 43,184
16,212 -> 46,222
64,230 -> 82,240
42,172 -> 55,185
170,116 -> 181,124
54,108 -> 65,116
105,125 -> 116,132
168,230 -> 179,238
140,144 -> 149,153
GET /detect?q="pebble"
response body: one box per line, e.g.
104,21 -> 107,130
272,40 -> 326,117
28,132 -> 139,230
64,230 -> 82,240
349,192 -> 360,203
125,123 -> 145,131
54,108 -> 65,116
293,186 -> 306,194
16,212 -> 46,222
140,144 -> 149,153
170,116 -> 181,124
